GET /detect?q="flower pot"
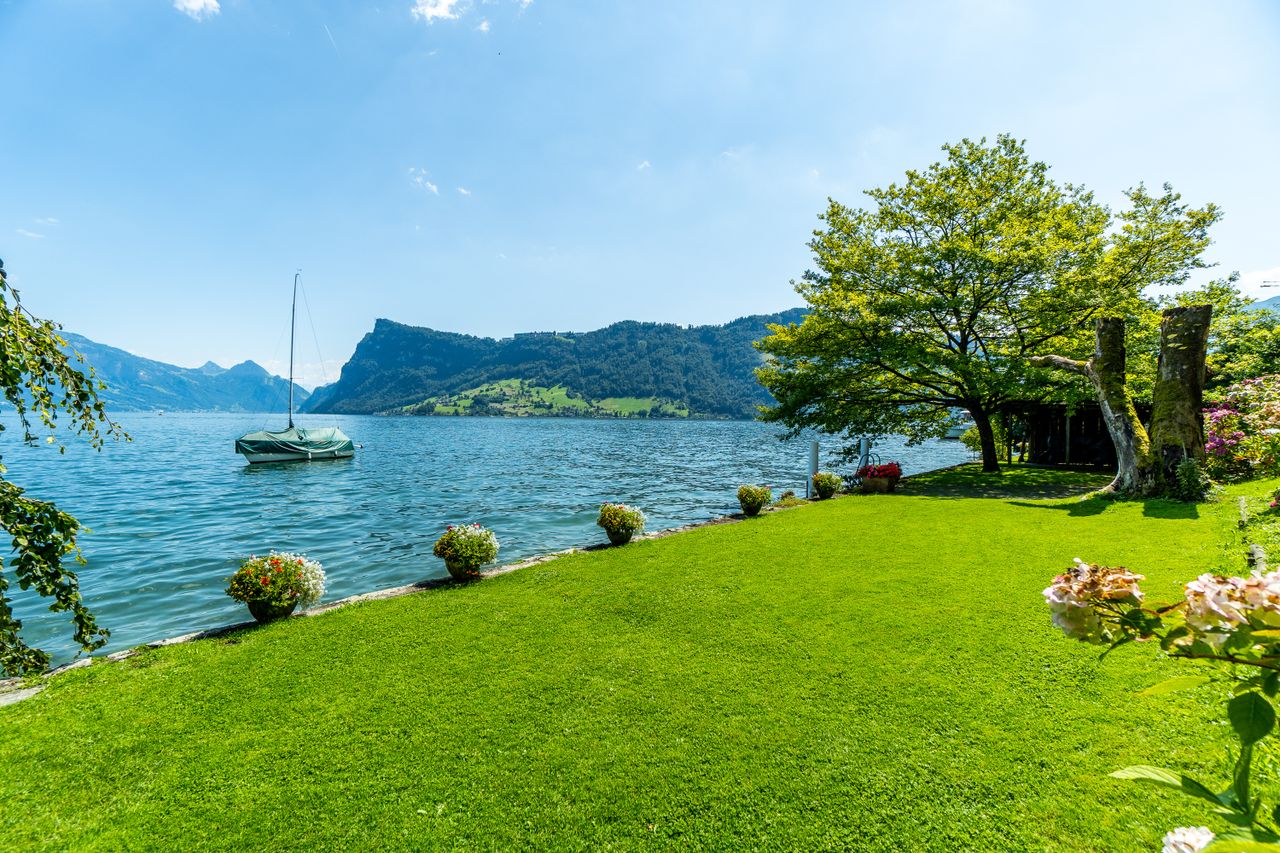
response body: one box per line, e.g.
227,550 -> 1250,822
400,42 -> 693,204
445,559 -> 481,581
247,599 -> 298,624
741,503 -> 764,517
859,477 -> 896,494
814,484 -> 837,500
606,529 -> 634,546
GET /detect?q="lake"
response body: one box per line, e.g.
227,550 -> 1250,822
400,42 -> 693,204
4,414 -> 971,664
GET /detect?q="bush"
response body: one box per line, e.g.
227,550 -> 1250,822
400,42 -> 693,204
737,485 -> 772,517
1205,374 -> 1280,481
597,503 -> 646,535
433,524 -> 500,573
811,471 -> 843,499
857,462 -> 903,482
1172,457 -> 1215,503
226,552 -> 325,610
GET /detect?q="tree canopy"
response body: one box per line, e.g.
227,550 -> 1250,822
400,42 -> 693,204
0,258 -> 123,675
756,135 -> 1220,471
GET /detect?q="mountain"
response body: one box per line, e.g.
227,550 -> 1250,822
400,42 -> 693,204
303,309 -> 806,419
1257,294 -> 1280,313
60,333 -> 307,412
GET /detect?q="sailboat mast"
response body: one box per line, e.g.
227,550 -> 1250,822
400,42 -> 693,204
288,271 -> 298,429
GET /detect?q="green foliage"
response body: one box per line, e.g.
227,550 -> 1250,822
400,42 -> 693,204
1206,376 -> 1280,482
756,136 -> 1219,472
404,379 -> 690,419
0,260 -> 124,675
596,503 -> 646,535
309,310 -> 805,419
736,484 -> 772,516
0,467 -> 1265,850
225,553 -> 325,609
811,471 -> 842,499
1173,458 -> 1216,503
432,524 -> 500,572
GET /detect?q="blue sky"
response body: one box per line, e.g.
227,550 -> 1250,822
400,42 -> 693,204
2,0 -> 1278,387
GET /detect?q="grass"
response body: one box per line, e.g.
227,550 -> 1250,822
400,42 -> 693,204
3,467 -> 1278,850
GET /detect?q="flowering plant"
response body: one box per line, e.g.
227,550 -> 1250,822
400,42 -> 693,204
433,524 -> 499,574
737,485 -> 772,517
1046,557 -> 1280,849
597,503 -> 646,536
811,471 -> 843,499
225,552 -> 325,609
857,462 -> 903,481
1205,375 -> 1280,482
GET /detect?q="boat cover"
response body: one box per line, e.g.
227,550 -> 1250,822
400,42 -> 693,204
235,426 -> 354,457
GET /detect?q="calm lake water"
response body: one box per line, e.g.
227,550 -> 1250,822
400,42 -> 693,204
5,414 -> 971,664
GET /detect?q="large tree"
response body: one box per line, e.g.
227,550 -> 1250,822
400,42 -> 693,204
757,136 -> 1219,472
0,258 -> 123,675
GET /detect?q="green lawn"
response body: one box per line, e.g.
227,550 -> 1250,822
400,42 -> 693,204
3,468 -> 1277,851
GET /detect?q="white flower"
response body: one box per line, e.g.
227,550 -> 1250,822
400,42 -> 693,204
1161,826 -> 1214,853
1043,559 -> 1145,644
270,551 -> 326,609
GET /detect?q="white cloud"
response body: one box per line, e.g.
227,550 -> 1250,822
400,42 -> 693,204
408,168 -> 439,194
457,187 -> 472,196
174,0 -> 220,21
476,18 -> 490,32
34,216 -> 59,225
411,0 -> 464,23
636,160 -> 651,170
16,229 -> 44,239
518,0 -> 532,8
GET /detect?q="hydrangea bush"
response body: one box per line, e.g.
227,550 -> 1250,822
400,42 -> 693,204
226,552 -> 325,609
1206,374 -> 1280,482
1046,557 -> 1280,850
433,524 -> 499,575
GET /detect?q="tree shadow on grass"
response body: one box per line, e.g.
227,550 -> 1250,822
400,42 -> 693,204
899,465 -> 1114,501
1006,496 -> 1199,520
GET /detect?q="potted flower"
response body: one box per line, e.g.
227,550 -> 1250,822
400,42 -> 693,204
737,484 -> 772,517
597,503 -> 646,545
225,552 -> 326,624
811,471 -> 843,500
857,462 -> 903,493
433,523 -> 500,580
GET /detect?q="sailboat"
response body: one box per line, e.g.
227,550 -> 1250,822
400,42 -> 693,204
235,272 -> 355,464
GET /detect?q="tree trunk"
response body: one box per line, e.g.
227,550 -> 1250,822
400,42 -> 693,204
971,407 -> 1001,473
1030,306 -> 1212,497
1148,305 -> 1212,490
1031,318 -> 1156,494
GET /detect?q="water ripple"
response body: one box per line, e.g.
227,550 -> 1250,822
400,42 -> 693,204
4,413 -> 970,663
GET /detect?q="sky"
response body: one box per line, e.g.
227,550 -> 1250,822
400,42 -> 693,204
2,0 -> 1278,388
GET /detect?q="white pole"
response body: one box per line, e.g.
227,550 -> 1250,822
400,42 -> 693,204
859,436 -> 871,470
807,440 -> 819,497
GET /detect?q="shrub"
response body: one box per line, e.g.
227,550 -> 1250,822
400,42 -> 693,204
737,485 -> 772,517
857,462 -> 903,482
597,503 -> 646,535
773,489 -> 806,508
1172,457 -> 1215,503
226,552 -> 325,610
1205,374 -> 1280,481
811,471 -> 843,499
433,524 -> 500,572
960,426 -> 982,455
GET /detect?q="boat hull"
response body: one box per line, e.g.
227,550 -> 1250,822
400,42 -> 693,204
240,448 -> 355,464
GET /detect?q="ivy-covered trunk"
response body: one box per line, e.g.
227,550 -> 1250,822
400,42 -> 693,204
1148,305 -> 1211,490
1032,307 -> 1211,497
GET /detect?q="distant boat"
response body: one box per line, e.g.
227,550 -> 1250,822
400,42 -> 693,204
943,411 -> 975,440
235,272 -> 355,464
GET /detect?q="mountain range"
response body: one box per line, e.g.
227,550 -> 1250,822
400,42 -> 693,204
303,309 -> 806,419
1257,294 -> 1280,312
60,332 -> 306,413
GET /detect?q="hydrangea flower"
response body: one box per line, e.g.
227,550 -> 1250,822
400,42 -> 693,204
1043,558 -> 1144,644
1161,826 -> 1214,853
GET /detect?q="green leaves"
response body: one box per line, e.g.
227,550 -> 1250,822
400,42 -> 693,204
1138,675 -> 1211,697
1108,766 -> 1224,808
1229,693 -> 1276,746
